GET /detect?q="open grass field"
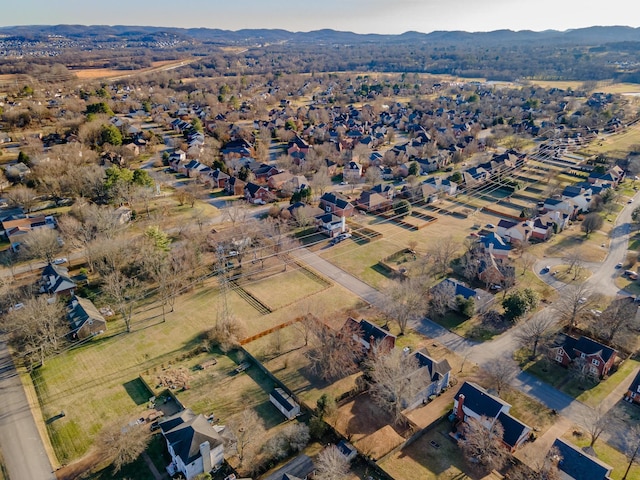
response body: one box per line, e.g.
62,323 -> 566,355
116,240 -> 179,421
31,269 -> 362,463
241,267 -> 329,310
583,123 -> 640,159
538,226 -> 608,263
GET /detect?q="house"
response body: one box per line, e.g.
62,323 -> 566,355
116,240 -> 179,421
531,211 -> 566,240
343,317 -> 396,355
252,163 -> 279,184
262,454 -> 315,480
224,177 -> 246,196
549,335 -> 617,378
40,263 -> 76,297
405,349 -> 452,410
244,182 -> 272,204
209,169 -> 230,189
267,171 -> 294,190
550,438 -> 613,480
159,409 -> 229,480
496,219 -> 532,244
319,192 -> 355,217
478,253 -> 507,287
432,278 -> 488,310
315,213 -> 347,237
221,138 -> 253,159
543,197 -> 580,220
462,166 -> 490,186
355,189 -> 393,212
269,387 -> 300,420
479,232 -> 511,260
67,296 -> 107,339
452,382 -> 531,452
3,215 -> 56,251
624,370 -> 640,405
422,176 -> 458,196
343,161 -> 363,182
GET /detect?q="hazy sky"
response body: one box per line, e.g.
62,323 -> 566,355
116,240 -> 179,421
3,0 -> 640,34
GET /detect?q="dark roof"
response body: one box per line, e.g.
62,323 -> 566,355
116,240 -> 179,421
496,411 -> 530,448
42,263 -> 76,294
414,349 -> 451,382
572,336 -> 616,363
438,278 -> 476,300
67,296 -> 106,333
346,317 -> 395,344
628,370 -> 640,395
160,409 -> 224,466
245,182 -> 266,196
270,388 -> 298,412
480,232 -> 511,251
497,219 -> 518,229
544,198 -> 563,206
336,440 -> 355,457
552,438 -> 612,480
320,192 -> 352,210
262,454 -> 314,480
455,381 -> 509,419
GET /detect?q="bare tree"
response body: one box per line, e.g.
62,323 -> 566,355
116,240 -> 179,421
366,348 -> 420,424
551,283 -> 592,330
5,185 -> 38,212
622,425 -> 640,480
480,358 -> 518,395
430,280 -> 456,318
590,297 -> 639,346
581,212 -> 604,237
428,237 -> 459,277
385,277 -> 429,334
102,270 -> 136,332
1,296 -> 65,368
305,317 -> 360,382
514,312 -> 557,358
19,228 -> 61,264
564,249 -> 585,280
314,445 -> 350,480
521,253 -> 536,276
228,409 -> 265,466
460,416 -> 508,475
99,422 -> 151,473
584,406 -> 607,448
311,167 -> 332,199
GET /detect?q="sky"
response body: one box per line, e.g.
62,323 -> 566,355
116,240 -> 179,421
2,0 -> 640,34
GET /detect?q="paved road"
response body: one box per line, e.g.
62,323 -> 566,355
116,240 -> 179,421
0,340 -> 56,480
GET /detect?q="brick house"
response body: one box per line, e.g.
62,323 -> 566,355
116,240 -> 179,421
549,335 -> 617,378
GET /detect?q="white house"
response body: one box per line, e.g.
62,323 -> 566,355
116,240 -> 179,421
160,409 -> 228,480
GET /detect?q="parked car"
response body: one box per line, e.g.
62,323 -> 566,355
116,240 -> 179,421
485,223 -> 496,229
616,262 -> 623,269
53,257 -> 68,265
150,421 -> 161,432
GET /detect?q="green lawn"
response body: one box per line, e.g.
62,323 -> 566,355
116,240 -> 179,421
577,359 -> 640,407
32,276 -> 362,464
242,268 -> 328,310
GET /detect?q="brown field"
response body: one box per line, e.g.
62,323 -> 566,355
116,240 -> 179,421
73,59 -> 195,80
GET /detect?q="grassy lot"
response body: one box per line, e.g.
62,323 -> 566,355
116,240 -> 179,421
32,273 -> 362,463
584,125 -> 640,160
379,418 -> 470,480
551,264 -> 593,283
540,226 -> 608,262
563,429 -> 640,480
577,359 -> 640,407
615,276 -> 640,295
241,268 -> 329,310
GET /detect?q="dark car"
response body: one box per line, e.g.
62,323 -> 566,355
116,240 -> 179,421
150,421 -> 161,432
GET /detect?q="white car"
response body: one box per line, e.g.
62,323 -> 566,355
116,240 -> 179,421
53,257 -> 68,265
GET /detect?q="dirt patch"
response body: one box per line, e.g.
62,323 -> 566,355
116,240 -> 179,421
55,448 -> 106,480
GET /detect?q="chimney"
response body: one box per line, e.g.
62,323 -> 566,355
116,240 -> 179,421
456,394 -> 465,421
341,215 -> 346,233
200,441 -> 212,474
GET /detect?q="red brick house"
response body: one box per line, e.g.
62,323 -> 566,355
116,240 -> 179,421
549,335 -> 617,378
319,192 -> 355,217
244,182 -> 273,204
224,176 -> 246,196
624,370 -> 640,405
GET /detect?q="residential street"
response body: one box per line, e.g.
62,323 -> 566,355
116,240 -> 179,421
0,340 -> 56,480
290,190 -> 640,455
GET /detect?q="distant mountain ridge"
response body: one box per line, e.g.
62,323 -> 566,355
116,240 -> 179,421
1,24 -> 640,46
